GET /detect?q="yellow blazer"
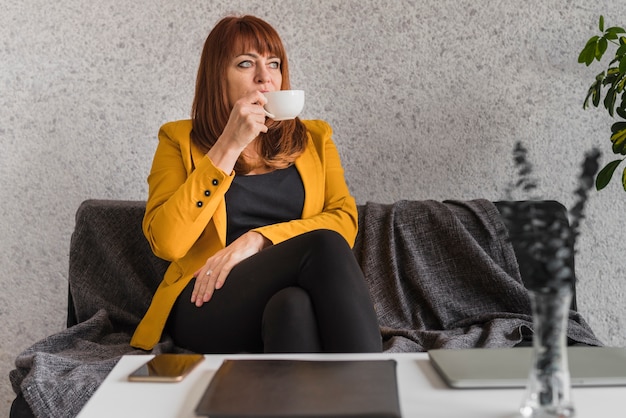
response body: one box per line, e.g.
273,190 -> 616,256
130,119 -> 358,350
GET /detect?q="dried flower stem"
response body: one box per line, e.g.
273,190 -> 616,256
500,142 -> 601,290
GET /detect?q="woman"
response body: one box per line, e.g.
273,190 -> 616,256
130,15 -> 381,354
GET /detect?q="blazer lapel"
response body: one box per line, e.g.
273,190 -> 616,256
296,134 -> 324,218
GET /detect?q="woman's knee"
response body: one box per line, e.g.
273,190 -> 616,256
262,287 -> 321,353
294,229 -> 363,290
301,229 -> 352,258
264,287 -> 314,318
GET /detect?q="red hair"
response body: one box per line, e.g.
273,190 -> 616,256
191,15 -> 306,173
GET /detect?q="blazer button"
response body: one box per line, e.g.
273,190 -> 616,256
197,201 -> 203,208
212,179 -> 219,186
204,190 -> 211,197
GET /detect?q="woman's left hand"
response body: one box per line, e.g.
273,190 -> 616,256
191,231 -> 271,307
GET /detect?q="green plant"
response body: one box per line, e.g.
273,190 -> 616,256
578,15 -> 626,191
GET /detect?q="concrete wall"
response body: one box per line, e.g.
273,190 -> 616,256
2,0 -> 625,413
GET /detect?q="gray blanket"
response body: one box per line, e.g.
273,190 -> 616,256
9,199 -> 602,417
10,200 -> 182,418
10,311 -> 178,418
354,199 -> 601,351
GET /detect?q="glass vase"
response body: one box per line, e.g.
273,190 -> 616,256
520,287 -> 575,418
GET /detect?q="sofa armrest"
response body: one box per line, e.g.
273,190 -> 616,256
67,200 -> 168,331
493,200 -> 577,311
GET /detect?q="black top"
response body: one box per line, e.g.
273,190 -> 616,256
225,165 -> 305,245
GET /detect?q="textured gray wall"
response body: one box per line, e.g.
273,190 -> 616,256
2,0 -> 626,413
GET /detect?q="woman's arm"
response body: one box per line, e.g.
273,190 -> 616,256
143,94 -> 270,261
142,122 -> 234,261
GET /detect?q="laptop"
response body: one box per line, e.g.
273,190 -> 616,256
428,346 -> 626,388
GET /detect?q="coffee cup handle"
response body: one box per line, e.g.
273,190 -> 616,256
264,109 -> 275,119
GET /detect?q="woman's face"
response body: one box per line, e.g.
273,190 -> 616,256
226,50 -> 283,107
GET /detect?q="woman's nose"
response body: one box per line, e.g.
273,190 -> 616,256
256,67 -> 271,83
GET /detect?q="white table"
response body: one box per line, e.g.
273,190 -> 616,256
78,352 -> 623,417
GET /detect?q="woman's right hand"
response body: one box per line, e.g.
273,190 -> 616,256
223,91 -> 269,148
207,91 -> 269,173
191,231 -> 271,307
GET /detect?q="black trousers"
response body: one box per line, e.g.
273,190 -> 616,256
166,229 -> 382,354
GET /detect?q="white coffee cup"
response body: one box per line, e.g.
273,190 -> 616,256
263,90 -> 305,120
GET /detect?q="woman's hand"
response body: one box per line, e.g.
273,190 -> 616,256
223,91 -> 269,148
191,231 -> 271,307
207,91 -> 269,173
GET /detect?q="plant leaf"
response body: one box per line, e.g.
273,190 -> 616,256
617,74 -> 626,92
593,80 -> 602,107
578,36 -> 599,65
596,159 -> 623,190
597,37 -> 609,60
622,167 -> 626,191
605,27 -> 626,40
607,26 -> 626,34
604,69 -> 619,86
600,15 -> 605,32
617,93 -> 626,118
611,121 -> 626,154
613,141 -> 626,155
583,75 -> 604,108
605,86 -> 617,115
610,121 -> 626,134
611,129 -> 626,154
583,85 -> 596,109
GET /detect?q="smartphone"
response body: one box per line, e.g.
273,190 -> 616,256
128,353 -> 204,382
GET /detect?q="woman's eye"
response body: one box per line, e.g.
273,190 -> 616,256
238,61 -> 253,68
268,61 -> 280,69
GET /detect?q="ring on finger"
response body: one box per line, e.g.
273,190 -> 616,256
205,269 -> 213,276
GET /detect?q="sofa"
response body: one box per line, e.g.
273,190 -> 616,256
10,198 -> 602,418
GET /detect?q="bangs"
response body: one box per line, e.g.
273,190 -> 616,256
229,19 -> 285,59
